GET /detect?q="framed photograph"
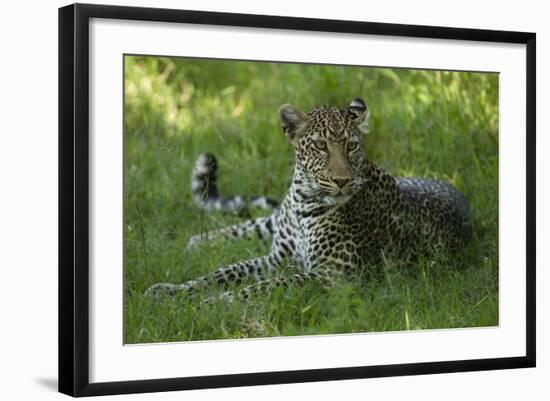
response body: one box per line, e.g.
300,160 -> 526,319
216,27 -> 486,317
58,3 -> 536,397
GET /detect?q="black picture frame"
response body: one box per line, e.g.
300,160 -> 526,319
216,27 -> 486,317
58,3 -> 536,397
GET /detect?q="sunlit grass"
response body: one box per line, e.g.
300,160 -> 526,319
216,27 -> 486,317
124,56 -> 499,343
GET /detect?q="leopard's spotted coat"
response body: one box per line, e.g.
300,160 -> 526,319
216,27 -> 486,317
147,99 -> 471,303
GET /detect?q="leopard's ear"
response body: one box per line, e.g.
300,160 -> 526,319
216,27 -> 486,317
348,98 -> 369,132
279,104 -> 308,143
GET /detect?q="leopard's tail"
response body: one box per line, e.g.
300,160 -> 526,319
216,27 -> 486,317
191,153 -> 279,213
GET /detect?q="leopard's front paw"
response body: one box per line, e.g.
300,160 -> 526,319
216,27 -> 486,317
145,283 -> 182,297
187,233 -> 208,249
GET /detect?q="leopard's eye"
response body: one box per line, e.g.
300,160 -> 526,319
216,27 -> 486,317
313,139 -> 327,151
347,141 -> 359,152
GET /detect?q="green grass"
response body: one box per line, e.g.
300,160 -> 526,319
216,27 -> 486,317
123,56 -> 499,344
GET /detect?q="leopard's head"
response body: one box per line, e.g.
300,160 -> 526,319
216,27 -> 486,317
279,98 -> 369,205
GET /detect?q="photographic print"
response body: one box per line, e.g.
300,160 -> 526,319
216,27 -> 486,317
123,55 -> 499,344
59,4 -> 535,395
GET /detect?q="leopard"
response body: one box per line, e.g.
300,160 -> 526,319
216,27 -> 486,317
147,98 -> 471,303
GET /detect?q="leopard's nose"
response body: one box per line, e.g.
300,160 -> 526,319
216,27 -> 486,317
333,178 -> 350,188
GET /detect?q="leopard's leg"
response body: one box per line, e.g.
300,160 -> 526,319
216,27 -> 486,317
204,266 -> 344,304
187,214 -> 276,249
146,252 -> 283,297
